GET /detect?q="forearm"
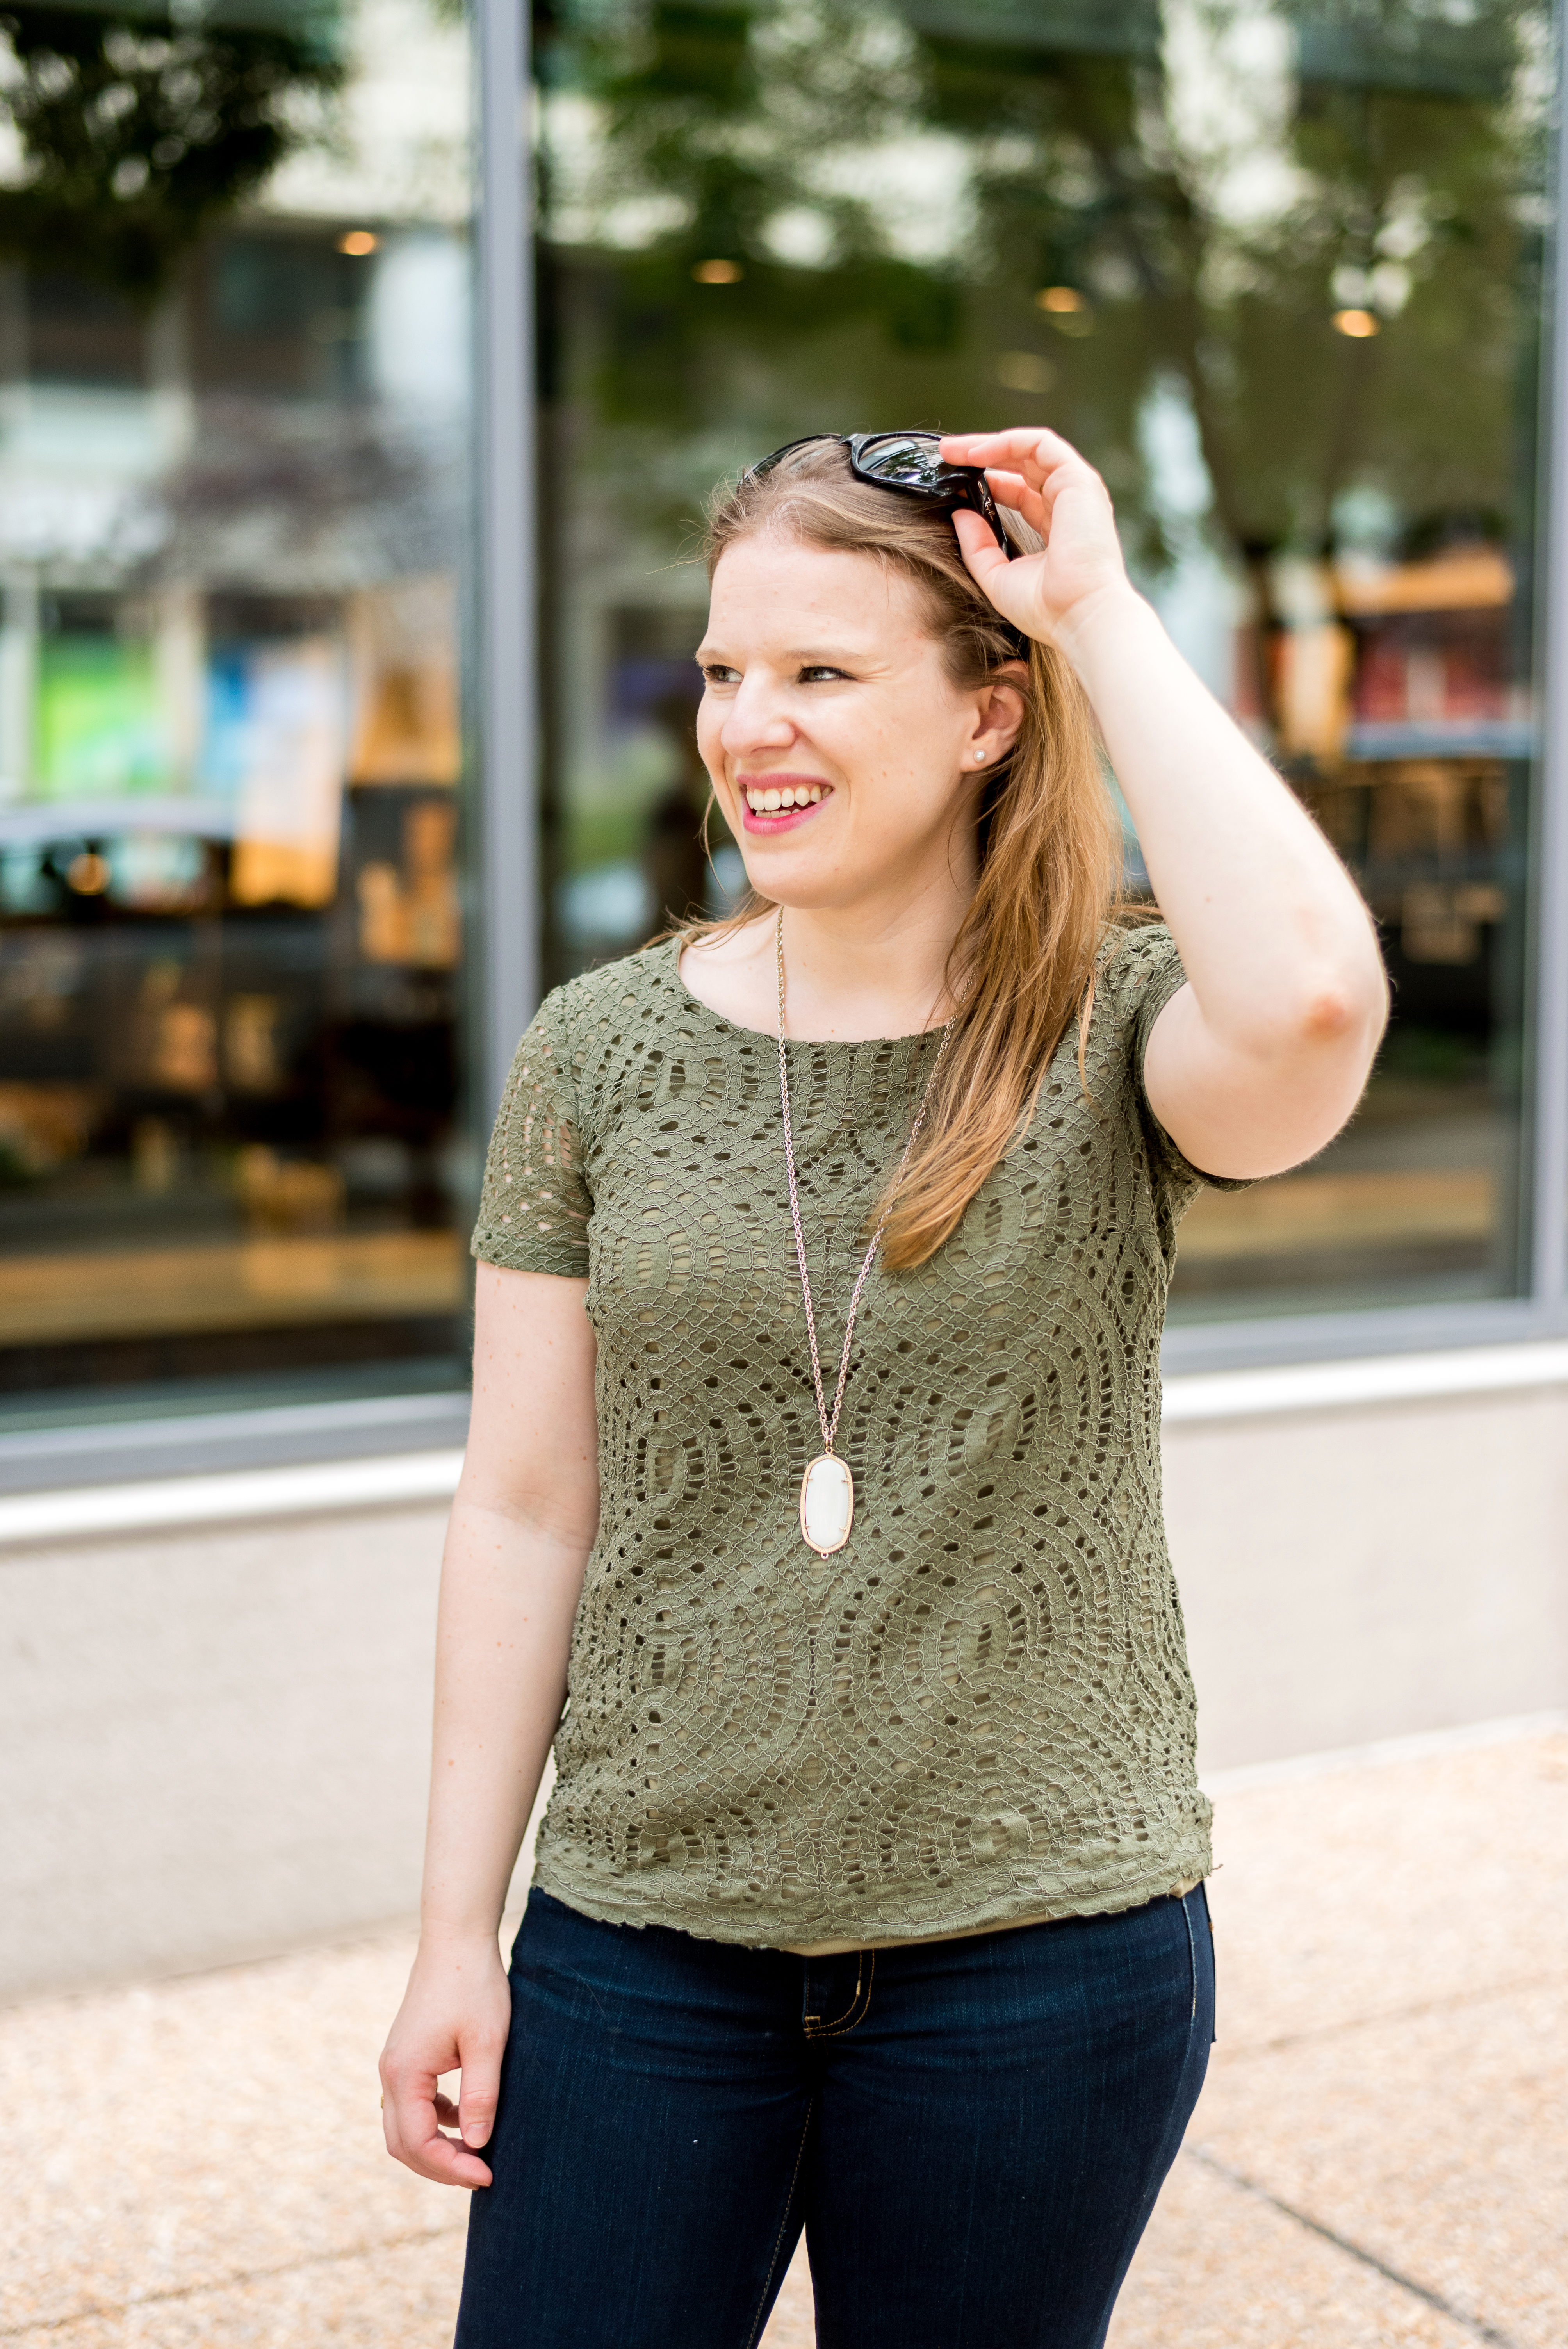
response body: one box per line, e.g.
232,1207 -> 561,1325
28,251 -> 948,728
1062,586 -> 1385,1060
939,424 -> 1386,1172
382,1264 -> 598,2185
419,1488 -> 590,1948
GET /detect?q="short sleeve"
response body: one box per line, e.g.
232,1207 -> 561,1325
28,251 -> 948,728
1096,923 -> 1252,1199
471,991 -> 593,1278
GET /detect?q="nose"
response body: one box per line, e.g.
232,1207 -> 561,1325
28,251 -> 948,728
718,672 -> 798,760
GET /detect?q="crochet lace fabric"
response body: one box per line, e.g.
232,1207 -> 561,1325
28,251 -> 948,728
472,925 -> 1234,1947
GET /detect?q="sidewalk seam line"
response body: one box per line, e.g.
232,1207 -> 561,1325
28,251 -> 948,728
1187,2148 -> 1523,2349
0,2222 -> 469,2338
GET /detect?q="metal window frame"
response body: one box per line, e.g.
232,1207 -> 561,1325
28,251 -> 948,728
476,0 -> 540,1111
1527,46 -> 1568,1335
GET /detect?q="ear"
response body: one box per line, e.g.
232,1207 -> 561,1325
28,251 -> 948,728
976,667 -> 1028,756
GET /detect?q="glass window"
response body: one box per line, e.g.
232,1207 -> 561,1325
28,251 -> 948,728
0,0 -> 476,1414
535,0 -> 1553,1323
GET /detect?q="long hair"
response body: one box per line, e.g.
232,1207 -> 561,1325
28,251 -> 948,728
690,436 -> 1126,1271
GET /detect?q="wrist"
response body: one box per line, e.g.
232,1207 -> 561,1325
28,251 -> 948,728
1051,580 -> 1159,682
416,1914 -> 506,1962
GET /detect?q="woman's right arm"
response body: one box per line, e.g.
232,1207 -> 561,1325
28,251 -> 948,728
378,1260 -> 599,2187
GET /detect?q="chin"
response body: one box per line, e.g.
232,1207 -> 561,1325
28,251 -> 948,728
741,857 -> 856,911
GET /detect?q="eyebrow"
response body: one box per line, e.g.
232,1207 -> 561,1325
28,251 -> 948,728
693,644 -> 868,665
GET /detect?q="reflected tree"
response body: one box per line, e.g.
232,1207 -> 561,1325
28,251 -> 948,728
535,0 -> 1549,734
0,0 -> 343,299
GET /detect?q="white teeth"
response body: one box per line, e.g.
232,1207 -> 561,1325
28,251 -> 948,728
745,782 -> 826,813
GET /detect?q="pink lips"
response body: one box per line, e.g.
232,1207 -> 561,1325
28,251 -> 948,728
737,777 -> 831,836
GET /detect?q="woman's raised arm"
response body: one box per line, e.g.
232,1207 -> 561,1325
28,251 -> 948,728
378,1260 -> 599,2187
942,425 -> 1388,1180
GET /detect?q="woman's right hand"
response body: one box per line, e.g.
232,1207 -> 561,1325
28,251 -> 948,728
379,1932 -> 513,2187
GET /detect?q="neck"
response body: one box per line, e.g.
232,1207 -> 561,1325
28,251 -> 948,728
775,872 -> 970,1042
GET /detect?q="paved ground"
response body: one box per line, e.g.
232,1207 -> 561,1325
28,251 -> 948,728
2,1731 -> 1562,2347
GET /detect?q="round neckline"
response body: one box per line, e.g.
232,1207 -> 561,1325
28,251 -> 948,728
664,936 -> 948,1053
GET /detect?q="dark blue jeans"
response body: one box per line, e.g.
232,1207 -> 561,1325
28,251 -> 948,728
455,1882 -> 1213,2349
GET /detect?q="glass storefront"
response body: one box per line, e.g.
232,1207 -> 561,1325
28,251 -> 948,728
0,0 -> 476,1417
1,0 -> 1565,1449
534,0 -> 1556,1327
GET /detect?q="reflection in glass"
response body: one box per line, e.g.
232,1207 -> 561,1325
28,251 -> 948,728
0,0 -> 474,1408
536,0 -> 1550,1317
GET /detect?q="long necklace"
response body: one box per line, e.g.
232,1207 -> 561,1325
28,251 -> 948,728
776,910 -> 951,1557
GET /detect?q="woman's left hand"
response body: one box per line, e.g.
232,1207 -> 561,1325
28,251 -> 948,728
938,426 -> 1133,658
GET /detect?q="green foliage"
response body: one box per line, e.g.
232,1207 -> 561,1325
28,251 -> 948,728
535,0 -> 1550,599
0,2 -> 344,301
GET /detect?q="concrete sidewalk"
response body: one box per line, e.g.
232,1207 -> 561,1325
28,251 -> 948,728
3,1732 -> 1562,2347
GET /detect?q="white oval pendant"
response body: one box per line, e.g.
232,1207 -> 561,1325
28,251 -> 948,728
800,1453 -> 855,1557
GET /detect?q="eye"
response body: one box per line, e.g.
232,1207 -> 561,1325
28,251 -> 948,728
798,664 -> 851,683
699,663 -> 739,687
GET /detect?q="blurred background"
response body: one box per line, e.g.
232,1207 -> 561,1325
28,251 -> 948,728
0,0 -> 474,1417
0,0 -> 1559,1427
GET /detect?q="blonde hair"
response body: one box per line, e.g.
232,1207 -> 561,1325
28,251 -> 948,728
691,437 -> 1126,1271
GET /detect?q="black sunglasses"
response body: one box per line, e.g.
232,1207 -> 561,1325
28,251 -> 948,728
748,431 -> 1018,559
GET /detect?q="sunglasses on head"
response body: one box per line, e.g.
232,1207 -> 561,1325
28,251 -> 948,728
748,431 -> 1018,559
746,432 -> 1029,661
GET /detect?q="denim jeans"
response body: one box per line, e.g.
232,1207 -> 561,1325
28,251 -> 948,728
455,1882 -> 1213,2349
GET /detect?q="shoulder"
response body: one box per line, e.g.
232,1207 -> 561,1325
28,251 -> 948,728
524,940 -> 683,1066
551,937 -> 682,1023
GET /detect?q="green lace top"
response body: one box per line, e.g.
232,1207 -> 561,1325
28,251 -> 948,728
472,924 -> 1236,1949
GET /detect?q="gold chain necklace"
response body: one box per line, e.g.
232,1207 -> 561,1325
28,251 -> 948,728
775,909 -> 951,1557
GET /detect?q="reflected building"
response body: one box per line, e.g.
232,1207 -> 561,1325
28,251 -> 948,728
535,0 -> 1555,1337
0,0 -> 472,1401
0,0 -> 1563,1419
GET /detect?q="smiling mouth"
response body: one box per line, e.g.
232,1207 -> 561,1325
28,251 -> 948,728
742,781 -> 828,818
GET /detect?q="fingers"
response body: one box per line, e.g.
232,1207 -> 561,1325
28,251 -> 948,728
457,2038 -> 504,2153
382,2073 -> 496,2188
951,505 -> 1016,597
940,426 -> 1084,485
982,469 -> 1051,535
382,2048 -> 500,2189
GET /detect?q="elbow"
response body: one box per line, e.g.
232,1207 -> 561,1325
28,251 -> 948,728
1299,976 -> 1386,1050
1290,933 -> 1389,1057
1237,958 -> 1386,1091
1299,986 -> 1359,1046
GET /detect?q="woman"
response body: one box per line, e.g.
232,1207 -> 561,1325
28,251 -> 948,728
380,428 -> 1386,2347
